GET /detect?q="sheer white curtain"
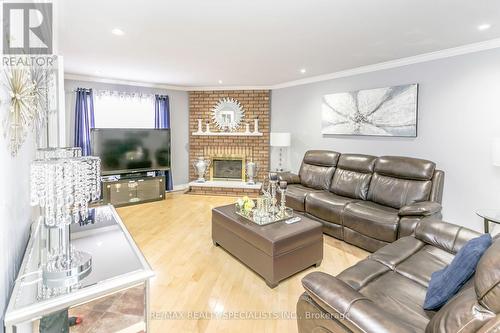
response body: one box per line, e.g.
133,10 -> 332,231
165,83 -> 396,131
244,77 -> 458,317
93,91 -> 155,128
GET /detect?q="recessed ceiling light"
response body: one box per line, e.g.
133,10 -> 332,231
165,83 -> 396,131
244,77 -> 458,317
111,28 -> 125,36
300,68 -> 306,74
218,80 -> 223,84
95,70 -> 102,75
478,24 -> 491,31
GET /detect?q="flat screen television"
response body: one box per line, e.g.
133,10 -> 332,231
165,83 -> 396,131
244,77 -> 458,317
91,128 -> 171,175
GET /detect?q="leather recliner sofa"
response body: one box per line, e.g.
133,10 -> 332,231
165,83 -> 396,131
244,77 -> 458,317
278,150 -> 444,252
297,218 -> 500,333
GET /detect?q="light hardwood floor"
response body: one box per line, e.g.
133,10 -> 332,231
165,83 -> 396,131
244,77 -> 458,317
117,193 -> 368,333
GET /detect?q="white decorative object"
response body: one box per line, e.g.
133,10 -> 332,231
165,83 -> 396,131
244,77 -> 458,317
493,138 -> 500,166
197,119 -> 203,133
211,97 -> 244,132
253,117 -> 259,133
191,131 -> 263,137
1,68 -> 43,156
270,132 -> 291,171
205,121 -> 211,133
321,84 -> 418,137
193,157 -> 211,182
0,59 -> 58,157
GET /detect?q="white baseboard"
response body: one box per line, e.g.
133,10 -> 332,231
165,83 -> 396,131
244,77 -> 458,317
169,183 -> 189,192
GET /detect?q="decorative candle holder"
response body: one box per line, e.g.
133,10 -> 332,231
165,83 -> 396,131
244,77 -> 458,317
268,172 -> 278,213
253,117 -> 259,133
205,121 -> 211,133
278,181 -> 288,217
197,119 -> 203,133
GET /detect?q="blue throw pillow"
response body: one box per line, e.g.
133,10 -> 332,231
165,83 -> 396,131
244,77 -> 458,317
423,233 -> 492,310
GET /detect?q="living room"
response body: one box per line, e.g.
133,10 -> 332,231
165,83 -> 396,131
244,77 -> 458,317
1,1 -> 500,332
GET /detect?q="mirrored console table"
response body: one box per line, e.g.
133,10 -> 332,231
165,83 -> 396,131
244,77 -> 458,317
4,204 -> 154,333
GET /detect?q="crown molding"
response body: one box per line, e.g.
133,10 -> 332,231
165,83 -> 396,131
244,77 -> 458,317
65,38 -> 500,91
63,73 -> 189,91
183,85 -> 273,91
272,38 -> 500,89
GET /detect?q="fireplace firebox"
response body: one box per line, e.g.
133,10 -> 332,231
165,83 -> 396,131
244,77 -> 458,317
210,157 -> 245,181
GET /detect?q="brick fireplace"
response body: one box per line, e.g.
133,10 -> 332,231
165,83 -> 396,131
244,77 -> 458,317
189,90 -> 270,196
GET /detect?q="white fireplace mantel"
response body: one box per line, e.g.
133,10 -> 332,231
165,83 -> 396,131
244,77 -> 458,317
191,131 -> 263,137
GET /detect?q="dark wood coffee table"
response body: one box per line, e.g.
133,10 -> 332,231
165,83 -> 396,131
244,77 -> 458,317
212,204 -> 323,288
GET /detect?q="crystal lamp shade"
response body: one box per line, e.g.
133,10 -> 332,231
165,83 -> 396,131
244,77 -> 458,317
30,154 -> 101,227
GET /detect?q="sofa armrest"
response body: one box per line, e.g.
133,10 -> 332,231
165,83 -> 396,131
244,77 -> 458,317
399,201 -> 442,217
302,272 -> 417,333
277,171 -> 300,184
415,218 -> 480,254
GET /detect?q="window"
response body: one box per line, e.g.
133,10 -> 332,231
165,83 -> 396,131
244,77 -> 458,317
94,94 -> 155,128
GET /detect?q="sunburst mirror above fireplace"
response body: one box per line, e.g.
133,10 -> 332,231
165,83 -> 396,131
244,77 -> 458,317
211,98 -> 245,132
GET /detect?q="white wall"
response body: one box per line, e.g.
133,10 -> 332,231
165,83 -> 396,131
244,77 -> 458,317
0,134 -> 35,332
64,80 -> 190,187
271,48 -> 500,232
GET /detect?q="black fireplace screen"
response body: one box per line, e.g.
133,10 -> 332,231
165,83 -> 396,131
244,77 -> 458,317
212,159 -> 243,180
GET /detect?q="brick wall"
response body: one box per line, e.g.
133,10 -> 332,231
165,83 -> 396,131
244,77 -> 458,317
189,90 -> 270,185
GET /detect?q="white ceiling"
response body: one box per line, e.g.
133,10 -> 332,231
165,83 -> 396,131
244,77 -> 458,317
58,0 -> 500,88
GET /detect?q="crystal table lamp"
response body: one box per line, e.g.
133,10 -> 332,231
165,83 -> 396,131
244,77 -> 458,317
30,147 -> 101,295
270,132 -> 291,171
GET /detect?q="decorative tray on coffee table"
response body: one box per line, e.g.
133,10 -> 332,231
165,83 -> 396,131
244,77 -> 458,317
235,205 -> 295,226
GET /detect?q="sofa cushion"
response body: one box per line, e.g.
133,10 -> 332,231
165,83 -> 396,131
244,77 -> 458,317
305,191 -> 357,225
423,234 -> 492,310
282,184 -> 322,212
338,258 -> 390,290
299,164 -> 336,190
343,201 -> 400,243
302,150 -> 340,166
359,271 -> 430,331
367,173 -> 432,209
415,218 -> 481,254
299,150 -> 340,190
396,245 -> 454,288
375,156 -> 436,180
343,228 -> 389,252
329,154 -> 377,200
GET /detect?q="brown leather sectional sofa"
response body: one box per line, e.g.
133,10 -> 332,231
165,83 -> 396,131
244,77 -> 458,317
278,150 -> 444,252
297,219 -> 500,332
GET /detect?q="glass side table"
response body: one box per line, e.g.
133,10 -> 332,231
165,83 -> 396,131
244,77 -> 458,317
476,209 -> 500,233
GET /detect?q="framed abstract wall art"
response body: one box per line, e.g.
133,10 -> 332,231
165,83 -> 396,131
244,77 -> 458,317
321,84 -> 418,137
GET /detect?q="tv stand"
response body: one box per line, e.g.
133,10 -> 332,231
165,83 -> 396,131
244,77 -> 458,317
101,171 -> 166,207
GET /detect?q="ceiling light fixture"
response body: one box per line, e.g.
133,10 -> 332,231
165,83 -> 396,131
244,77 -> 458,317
218,80 -> 223,84
477,24 -> 491,31
111,28 -> 125,36
300,68 -> 307,74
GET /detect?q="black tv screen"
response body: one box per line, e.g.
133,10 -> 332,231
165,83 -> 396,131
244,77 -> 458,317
91,128 -> 171,175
